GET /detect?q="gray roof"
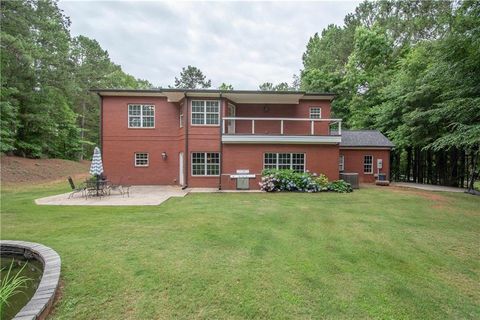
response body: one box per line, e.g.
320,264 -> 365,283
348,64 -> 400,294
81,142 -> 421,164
340,130 -> 394,148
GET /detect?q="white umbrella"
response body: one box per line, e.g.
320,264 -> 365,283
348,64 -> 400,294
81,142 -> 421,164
89,147 -> 104,177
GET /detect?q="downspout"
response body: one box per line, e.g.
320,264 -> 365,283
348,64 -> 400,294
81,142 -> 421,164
182,92 -> 189,190
218,93 -> 223,190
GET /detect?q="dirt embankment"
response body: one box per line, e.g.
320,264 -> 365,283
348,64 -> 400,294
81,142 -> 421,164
1,156 -> 91,186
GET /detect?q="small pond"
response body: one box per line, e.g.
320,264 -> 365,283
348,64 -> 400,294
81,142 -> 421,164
1,255 -> 43,320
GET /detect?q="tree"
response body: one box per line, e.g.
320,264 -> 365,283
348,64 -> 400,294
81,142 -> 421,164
218,83 -> 234,90
173,65 -> 211,89
259,82 -> 293,91
0,0 -> 152,159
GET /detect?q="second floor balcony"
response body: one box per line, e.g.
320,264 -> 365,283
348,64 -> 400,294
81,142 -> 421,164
221,117 -> 342,144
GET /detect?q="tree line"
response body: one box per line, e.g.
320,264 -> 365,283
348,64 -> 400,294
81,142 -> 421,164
299,0 -> 479,190
1,0 -> 478,190
1,0 -> 151,160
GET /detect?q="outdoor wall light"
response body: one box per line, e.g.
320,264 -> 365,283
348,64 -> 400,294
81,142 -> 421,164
161,152 -> 168,160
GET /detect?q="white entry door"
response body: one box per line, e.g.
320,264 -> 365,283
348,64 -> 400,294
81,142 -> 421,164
179,152 -> 184,186
227,103 -> 236,134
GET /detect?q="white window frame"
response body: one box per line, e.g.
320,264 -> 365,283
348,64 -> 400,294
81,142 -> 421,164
191,152 -> 220,176
128,104 -> 155,128
339,155 -> 344,172
191,100 -> 220,126
179,112 -> 184,128
364,155 -> 373,174
134,152 -> 149,167
309,107 -> 322,119
263,153 -> 306,172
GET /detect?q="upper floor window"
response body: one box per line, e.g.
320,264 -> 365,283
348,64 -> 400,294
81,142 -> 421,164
364,155 -> 373,174
264,153 -> 305,173
191,100 -> 220,125
309,107 -> 322,119
179,113 -> 184,128
128,104 -> 155,128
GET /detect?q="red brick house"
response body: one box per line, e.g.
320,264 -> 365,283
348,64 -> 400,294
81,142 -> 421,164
93,89 -> 394,189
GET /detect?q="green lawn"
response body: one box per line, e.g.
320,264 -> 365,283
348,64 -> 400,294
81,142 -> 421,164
1,183 -> 479,319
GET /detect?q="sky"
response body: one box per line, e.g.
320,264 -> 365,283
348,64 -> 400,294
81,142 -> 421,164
58,0 -> 360,89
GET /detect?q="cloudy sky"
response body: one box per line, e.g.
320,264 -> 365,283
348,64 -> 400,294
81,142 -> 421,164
58,0 -> 359,89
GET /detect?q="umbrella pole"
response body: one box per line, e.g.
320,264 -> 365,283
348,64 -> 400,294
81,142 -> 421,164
96,174 -> 100,196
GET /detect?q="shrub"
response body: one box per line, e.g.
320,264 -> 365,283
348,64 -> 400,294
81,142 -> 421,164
327,180 -> 353,193
259,169 -> 351,193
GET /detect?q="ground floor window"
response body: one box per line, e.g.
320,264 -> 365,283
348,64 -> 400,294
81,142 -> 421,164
135,153 -> 149,167
264,153 -> 305,172
364,155 -> 373,174
339,155 -> 344,171
191,152 -> 220,176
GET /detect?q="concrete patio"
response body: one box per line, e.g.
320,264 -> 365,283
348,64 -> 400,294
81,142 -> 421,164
35,186 -> 189,206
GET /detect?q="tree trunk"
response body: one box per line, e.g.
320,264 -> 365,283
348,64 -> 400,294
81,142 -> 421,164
406,147 -> 412,182
80,100 -> 86,160
459,150 -> 465,188
467,146 -> 479,193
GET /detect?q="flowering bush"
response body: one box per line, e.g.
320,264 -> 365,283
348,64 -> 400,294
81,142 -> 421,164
327,180 -> 353,193
259,169 -> 351,193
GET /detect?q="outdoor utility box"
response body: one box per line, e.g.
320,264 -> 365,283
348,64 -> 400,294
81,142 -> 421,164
340,173 -> 359,189
236,178 -> 249,190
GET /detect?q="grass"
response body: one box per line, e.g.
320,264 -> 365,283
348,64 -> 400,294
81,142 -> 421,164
1,183 -> 479,319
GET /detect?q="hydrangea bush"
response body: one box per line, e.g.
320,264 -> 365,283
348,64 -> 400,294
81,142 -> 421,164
260,169 -> 352,193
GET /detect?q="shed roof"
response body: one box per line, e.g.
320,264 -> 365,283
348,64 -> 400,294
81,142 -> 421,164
340,130 -> 394,148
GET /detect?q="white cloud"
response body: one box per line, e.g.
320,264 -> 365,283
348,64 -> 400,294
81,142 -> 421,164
58,0 -> 359,89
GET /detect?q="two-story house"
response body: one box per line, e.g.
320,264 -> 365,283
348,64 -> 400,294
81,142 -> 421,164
93,89 -> 394,189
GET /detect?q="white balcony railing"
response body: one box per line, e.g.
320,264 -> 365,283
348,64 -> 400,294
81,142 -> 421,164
222,117 -> 342,136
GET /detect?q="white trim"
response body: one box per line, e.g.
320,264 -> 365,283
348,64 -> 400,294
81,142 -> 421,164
128,104 -> 155,128
191,100 -> 220,126
190,152 -> 221,177
339,155 -> 344,172
222,135 -> 341,144
134,152 -> 149,167
363,155 -> 373,174
309,107 -> 322,119
263,152 -> 306,172
222,117 -> 341,122
179,113 -> 184,128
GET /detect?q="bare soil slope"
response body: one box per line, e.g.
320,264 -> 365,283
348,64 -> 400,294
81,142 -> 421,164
1,156 -> 90,186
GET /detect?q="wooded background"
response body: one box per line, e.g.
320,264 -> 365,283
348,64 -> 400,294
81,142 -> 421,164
1,0 -> 478,188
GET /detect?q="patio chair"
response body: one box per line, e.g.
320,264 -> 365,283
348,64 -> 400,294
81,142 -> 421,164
68,176 -> 85,199
107,178 -> 123,196
121,177 -> 131,198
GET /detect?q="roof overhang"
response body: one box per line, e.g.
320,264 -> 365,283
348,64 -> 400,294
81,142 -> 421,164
91,89 -> 335,104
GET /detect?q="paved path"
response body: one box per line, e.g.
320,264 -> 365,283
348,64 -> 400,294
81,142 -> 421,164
35,186 -> 189,206
392,182 -> 466,193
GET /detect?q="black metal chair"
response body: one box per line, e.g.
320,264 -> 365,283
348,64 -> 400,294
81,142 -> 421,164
68,176 -> 85,199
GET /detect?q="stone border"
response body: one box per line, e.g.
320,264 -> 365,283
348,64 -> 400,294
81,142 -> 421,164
0,240 -> 61,320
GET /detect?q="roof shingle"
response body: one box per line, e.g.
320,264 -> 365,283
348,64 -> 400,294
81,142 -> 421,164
340,130 -> 394,148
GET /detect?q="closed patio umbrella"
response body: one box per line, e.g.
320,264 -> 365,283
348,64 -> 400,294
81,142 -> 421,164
89,147 -> 104,196
90,147 -> 104,176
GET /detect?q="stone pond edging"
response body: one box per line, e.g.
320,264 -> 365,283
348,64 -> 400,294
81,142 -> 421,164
0,240 -> 61,320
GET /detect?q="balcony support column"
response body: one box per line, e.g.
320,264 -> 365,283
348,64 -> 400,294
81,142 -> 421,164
281,120 -> 284,135
310,121 -> 314,135
252,119 -> 255,134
